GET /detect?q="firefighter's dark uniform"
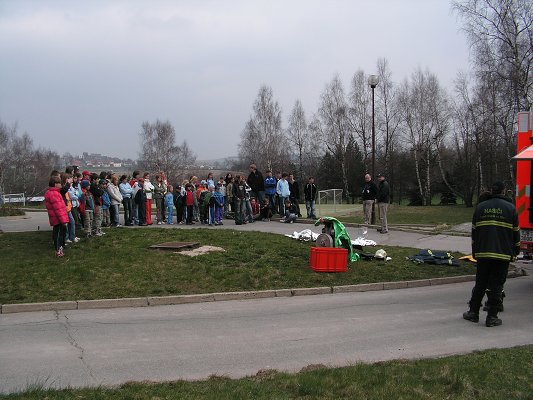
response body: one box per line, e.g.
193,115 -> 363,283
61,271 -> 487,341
465,193 -> 520,326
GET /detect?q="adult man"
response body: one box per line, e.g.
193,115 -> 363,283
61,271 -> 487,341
361,173 -> 378,225
288,173 -> 301,217
463,181 -> 520,327
304,176 -> 318,219
376,173 -> 390,234
247,164 -> 265,203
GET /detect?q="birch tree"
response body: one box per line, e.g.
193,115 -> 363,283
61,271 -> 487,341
313,75 -> 353,198
240,85 -> 287,171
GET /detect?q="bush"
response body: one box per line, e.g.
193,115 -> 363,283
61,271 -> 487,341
0,205 -> 25,217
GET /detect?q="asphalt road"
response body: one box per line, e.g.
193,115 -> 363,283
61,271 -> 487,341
1,276 -> 532,394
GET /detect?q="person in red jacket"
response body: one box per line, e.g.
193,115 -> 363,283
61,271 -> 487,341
45,175 -> 70,257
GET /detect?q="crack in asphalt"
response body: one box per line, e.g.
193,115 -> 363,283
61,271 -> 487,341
55,311 -> 96,382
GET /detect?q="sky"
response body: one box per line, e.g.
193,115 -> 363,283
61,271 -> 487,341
0,0 -> 471,161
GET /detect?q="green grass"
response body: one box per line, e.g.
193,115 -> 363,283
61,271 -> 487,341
316,203 -> 473,226
3,346 -> 532,399
0,229 -> 476,304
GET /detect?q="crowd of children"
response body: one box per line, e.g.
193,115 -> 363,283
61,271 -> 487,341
44,165 -> 319,256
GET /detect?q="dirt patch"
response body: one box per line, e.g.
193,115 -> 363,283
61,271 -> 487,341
177,245 -> 226,257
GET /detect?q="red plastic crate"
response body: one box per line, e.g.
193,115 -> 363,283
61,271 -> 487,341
310,247 -> 348,272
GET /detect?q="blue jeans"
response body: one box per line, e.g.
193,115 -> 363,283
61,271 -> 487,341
306,200 -> 316,218
132,203 -> 139,224
167,206 -> 173,223
66,211 -> 75,241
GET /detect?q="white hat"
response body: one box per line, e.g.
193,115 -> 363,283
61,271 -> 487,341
374,249 -> 387,259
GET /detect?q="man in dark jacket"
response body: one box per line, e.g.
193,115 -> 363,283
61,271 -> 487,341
362,173 -> 378,225
247,164 -> 265,203
463,181 -> 520,327
376,173 -> 390,233
233,175 -> 247,225
304,176 -> 318,219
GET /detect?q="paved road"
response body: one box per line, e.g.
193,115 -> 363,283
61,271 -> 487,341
0,211 -> 471,253
1,276 -> 532,394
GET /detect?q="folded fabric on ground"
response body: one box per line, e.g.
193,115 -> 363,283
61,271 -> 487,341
285,229 -> 376,247
407,249 -> 460,266
285,229 -> 319,241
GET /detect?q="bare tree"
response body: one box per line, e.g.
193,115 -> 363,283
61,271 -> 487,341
138,119 -> 196,183
285,99 -> 310,181
347,69 -> 371,168
240,85 -> 287,171
313,75 -> 353,198
0,120 -> 59,197
376,58 -> 402,176
398,68 -> 448,205
453,0 -> 532,112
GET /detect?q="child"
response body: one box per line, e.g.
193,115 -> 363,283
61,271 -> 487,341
81,180 -> 94,237
61,172 -> 77,245
250,197 -> 261,221
153,174 -> 166,225
206,172 -> 215,189
89,173 -> 105,236
260,198 -> 273,222
205,184 -> 216,226
165,185 -> 174,224
69,172 -> 83,234
143,172 -> 154,225
119,174 -> 134,226
130,171 -> 141,225
174,182 -> 186,224
134,178 -> 147,226
213,184 -> 225,225
45,175 -> 69,257
185,183 -> 195,225
107,175 -> 123,227
101,180 -> 111,227
197,181 -> 209,224
280,199 -> 297,223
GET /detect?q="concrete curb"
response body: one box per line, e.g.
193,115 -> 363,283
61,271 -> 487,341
1,274 -> 490,314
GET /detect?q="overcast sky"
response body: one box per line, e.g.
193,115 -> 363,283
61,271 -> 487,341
0,0 -> 471,161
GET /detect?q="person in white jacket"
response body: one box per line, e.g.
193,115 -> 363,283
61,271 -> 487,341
107,175 -> 123,227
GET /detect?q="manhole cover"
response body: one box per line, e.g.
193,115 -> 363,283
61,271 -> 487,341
150,242 -> 200,250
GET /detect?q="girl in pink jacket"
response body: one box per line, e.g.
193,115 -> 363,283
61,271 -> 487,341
45,175 -> 69,257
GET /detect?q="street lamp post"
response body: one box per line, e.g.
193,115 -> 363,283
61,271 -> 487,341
368,74 -> 379,224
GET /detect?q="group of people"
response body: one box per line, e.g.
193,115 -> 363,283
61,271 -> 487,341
43,164 -> 519,329
44,164 -> 320,256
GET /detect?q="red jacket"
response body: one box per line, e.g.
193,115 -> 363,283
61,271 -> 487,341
45,187 -> 69,226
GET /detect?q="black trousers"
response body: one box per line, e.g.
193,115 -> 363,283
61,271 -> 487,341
122,197 -> 132,224
469,259 -> 509,316
52,224 -> 66,251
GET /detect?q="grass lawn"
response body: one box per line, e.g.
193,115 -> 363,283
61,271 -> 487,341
0,228 -> 476,304
316,203 -> 473,226
3,345 -> 532,399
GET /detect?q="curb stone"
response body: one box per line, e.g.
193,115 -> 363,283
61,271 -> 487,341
5,273 -> 526,314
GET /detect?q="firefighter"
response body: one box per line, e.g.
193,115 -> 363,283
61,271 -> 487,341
463,181 -> 520,327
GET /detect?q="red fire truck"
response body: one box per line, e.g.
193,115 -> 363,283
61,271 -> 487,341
512,111 -> 533,254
